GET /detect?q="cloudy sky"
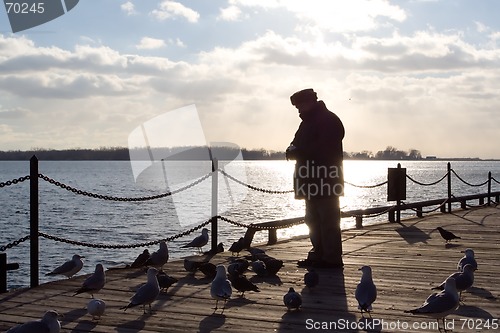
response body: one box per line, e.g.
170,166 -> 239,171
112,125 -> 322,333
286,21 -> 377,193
1,0 -> 499,158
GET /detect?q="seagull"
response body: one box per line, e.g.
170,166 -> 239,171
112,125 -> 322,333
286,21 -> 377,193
228,272 -> 260,297
74,263 -> 106,298
210,265 -> 232,314
46,254 -> 84,278
87,299 -> 106,321
182,228 -> 209,253
6,310 -> 61,333
432,264 -> 475,300
435,227 -> 461,243
131,249 -> 150,268
457,248 -> 477,271
405,277 -> 459,331
121,267 -> 160,314
304,268 -> 319,290
156,271 -> 178,291
228,237 -> 245,256
355,266 -> 377,316
283,287 -> 302,311
145,241 -> 169,271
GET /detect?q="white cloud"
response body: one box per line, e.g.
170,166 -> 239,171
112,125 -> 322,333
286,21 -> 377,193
230,0 -> 406,32
136,37 -> 167,50
121,1 -> 137,16
151,1 -> 200,23
218,5 -> 242,22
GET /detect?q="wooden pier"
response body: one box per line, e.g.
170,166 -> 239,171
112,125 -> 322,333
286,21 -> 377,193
1,206 -> 499,332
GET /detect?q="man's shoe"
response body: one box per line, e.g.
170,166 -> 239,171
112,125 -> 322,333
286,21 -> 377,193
312,261 -> 344,269
297,259 -> 315,267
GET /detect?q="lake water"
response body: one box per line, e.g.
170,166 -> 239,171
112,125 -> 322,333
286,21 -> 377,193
1,159 -> 499,290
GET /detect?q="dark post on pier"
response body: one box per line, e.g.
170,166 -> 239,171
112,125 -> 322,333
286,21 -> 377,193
387,163 -> 406,223
30,155 -> 39,288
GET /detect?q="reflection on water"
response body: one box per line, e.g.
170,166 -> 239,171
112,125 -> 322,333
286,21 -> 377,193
0,159 -> 499,289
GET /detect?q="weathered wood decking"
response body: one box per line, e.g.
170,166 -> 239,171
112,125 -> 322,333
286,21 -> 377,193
1,206 -> 499,333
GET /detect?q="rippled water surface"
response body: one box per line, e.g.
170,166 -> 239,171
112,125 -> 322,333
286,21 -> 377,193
1,159 -> 499,289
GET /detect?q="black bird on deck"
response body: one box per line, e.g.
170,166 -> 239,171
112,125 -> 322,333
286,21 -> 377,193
228,237 -> 245,256
435,227 -> 461,243
130,249 -> 150,268
228,273 -> 260,297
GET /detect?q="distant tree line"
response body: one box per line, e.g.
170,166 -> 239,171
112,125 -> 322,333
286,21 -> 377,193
0,146 -> 285,161
346,146 -> 423,160
0,146 -> 426,161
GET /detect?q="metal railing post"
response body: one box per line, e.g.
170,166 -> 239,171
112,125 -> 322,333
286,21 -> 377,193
488,171 -> 492,206
211,158 -> 218,252
447,162 -> 452,213
30,155 -> 39,288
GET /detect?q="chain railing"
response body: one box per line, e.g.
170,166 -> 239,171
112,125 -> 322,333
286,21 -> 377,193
1,156 -> 500,291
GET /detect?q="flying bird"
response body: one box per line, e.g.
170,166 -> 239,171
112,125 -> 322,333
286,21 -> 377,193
182,228 -> 209,252
46,254 -> 84,279
355,266 -> 377,316
405,277 -> 459,331
74,263 -> 106,298
6,310 -> 61,333
283,287 -> 302,311
210,265 -> 232,314
87,299 -> 106,321
304,268 -> 319,290
131,249 -> 150,268
121,267 -> 160,314
457,248 -> 477,271
435,227 -> 461,243
145,241 -> 169,271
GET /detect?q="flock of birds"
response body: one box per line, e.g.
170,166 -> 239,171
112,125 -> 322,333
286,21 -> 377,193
6,226 -> 478,333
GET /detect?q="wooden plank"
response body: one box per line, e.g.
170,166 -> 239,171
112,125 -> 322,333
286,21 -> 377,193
0,206 -> 499,332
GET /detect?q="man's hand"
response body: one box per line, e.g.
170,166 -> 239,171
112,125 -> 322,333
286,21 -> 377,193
286,145 -> 298,160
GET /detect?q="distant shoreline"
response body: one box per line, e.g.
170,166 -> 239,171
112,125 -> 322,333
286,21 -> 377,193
0,147 -> 496,161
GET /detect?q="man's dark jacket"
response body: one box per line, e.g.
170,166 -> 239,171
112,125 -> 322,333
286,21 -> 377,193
290,101 -> 344,199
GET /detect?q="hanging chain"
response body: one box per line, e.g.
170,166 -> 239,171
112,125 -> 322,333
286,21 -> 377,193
0,175 -> 30,188
38,172 -> 211,201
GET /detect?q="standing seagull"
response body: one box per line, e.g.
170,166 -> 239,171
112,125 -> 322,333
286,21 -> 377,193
435,227 -> 461,243
283,287 -> 302,311
145,241 -> 169,271
74,263 -> 106,298
87,299 -> 106,321
46,254 -> 84,279
457,248 -> 477,271
210,265 -> 232,314
7,310 -> 61,333
182,228 -> 209,253
121,267 -> 160,314
355,266 -> 377,316
432,264 -> 475,301
405,277 -> 460,331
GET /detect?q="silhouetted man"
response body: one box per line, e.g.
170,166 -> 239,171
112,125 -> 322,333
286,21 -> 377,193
286,88 -> 344,268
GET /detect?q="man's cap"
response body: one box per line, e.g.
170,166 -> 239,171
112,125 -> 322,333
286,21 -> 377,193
290,88 -> 318,105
